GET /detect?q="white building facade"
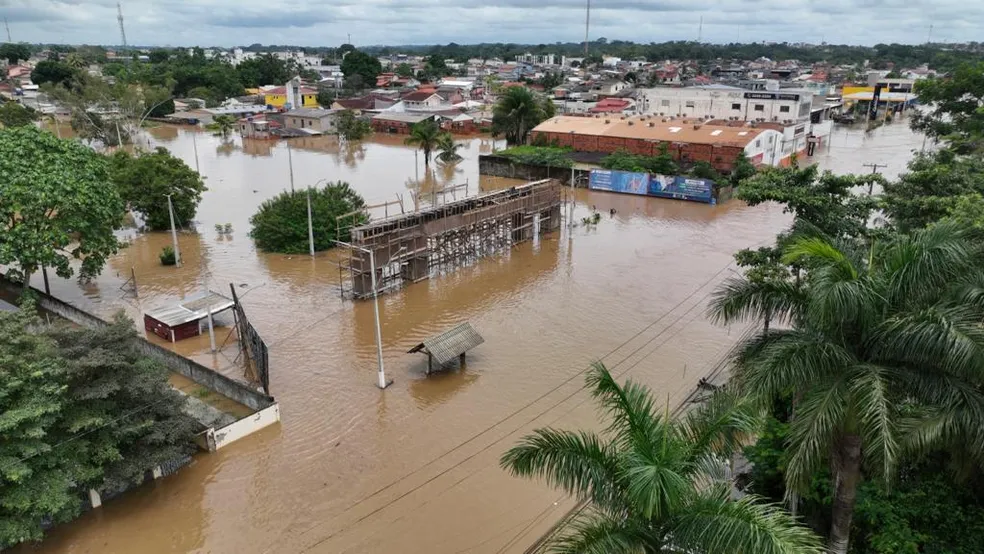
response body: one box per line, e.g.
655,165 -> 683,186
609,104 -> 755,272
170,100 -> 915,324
516,53 -> 556,66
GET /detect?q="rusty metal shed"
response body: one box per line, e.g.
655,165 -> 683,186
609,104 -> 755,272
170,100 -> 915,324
408,322 -> 484,374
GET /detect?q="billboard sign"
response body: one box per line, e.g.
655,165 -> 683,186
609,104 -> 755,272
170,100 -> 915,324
589,170 -> 716,204
743,92 -> 800,101
588,169 -> 650,196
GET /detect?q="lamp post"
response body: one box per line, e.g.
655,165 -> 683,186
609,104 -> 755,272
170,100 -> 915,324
335,240 -> 390,389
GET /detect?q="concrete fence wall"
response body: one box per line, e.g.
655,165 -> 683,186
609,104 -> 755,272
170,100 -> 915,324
478,155 -> 589,187
0,276 -> 275,412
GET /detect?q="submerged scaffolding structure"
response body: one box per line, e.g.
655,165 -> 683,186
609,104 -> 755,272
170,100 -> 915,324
340,179 -> 563,298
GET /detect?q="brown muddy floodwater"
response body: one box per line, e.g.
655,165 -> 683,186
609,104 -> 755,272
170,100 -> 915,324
17,119 -> 925,554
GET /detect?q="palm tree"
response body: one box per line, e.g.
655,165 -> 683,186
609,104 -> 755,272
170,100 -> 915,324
709,222 -> 984,554
435,132 -> 462,164
492,86 -> 549,145
208,114 -> 236,138
404,119 -> 441,167
501,363 -> 825,554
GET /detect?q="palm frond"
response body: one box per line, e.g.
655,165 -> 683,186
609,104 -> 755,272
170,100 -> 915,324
585,363 -> 663,451
668,492 -> 825,554
873,306 -> 984,381
500,428 -> 624,513
706,276 -> 806,327
547,510 -> 654,554
782,237 -> 859,279
848,364 -> 899,481
621,451 -> 690,521
879,223 -> 978,310
785,375 -> 849,492
680,388 -> 763,461
731,329 -> 853,399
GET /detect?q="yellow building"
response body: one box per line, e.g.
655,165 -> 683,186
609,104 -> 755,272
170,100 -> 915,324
263,86 -> 319,109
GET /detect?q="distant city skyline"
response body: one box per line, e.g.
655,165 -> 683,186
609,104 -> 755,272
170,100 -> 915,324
6,0 -> 980,49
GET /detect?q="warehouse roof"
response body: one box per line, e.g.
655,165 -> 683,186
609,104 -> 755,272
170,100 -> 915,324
532,115 -> 772,147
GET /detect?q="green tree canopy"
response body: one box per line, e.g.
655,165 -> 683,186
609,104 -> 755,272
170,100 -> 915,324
108,147 -> 206,231
404,119 -> 442,167
882,149 -> 984,231
395,62 -> 415,78
0,42 -> 31,65
340,50 -> 382,88
435,133 -> 463,164
0,102 -> 39,128
709,223 -> 984,554
236,54 -> 291,88
910,62 -> 984,154
501,363 -> 824,554
492,86 -> 552,145
249,182 -> 367,253
335,110 -> 372,141
30,60 -> 77,88
0,126 -> 124,283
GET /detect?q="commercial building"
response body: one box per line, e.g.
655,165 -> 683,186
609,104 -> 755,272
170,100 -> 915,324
371,113 -> 436,134
516,53 -> 557,66
531,115 -> 788,172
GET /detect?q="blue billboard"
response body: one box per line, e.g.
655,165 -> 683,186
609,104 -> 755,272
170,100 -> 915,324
588,169 -> 650,196
589,170 -> 716,204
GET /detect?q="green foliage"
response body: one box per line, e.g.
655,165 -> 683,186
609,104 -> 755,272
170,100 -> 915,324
492,86 -> 551,145
207,114 -> 236,138
498,145 -> 573,167
335,110 -> 372,141
600,148 -> 678,175
236,54 -> 291,88
340,50 -> 383,89
249,182 -> 367,253
0,307 -> 195,548
0,126 -> 124,283
0,102 -> 39,128
712,223 -> 984,553
30,60 -> 77,88
159,246 -> 176,266
736,164 -> 878,239
690,161 -> 722,182
421,55 -> 450,81
730,150 -> 758,187
148,49 -> 170,64
910,62 -> 984,154
436,133 -> 463,164
404,119 -> 441,167
316,88 -> 336,108
882,149 -> 984,232
943,193 -> 984,231
108,147 -> 206,231
501,363 -> 824,554
395,62 -> 415,78
0,42 -> 31,65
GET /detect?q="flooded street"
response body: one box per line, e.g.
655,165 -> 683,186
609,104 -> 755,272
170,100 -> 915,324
19,119 -> 924,554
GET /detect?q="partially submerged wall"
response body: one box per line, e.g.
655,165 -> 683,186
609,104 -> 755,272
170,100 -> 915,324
478,155 -> 588,186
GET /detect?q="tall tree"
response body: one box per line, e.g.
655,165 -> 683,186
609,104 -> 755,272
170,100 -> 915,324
340,50 -> 382,89
249,182 -> 367,253
709,223 -> 984,554
207,114 -> 236,138
30,60 -> 77,88
404,120 -> 442,167
236,53 -> 291,88
108,147 -> 206,230
0,126 -> 123,286
0,42 -> 31,65
502,363 -> 825,554
492,86 -> 550,145
0,102 -> 39,128
910,62 -> 984,154
882,149 -> 984,232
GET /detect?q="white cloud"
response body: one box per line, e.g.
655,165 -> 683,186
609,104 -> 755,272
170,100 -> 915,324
5,0 -> 981,47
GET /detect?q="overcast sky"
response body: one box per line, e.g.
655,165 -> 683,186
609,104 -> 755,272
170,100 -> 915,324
5,0 -> 980,48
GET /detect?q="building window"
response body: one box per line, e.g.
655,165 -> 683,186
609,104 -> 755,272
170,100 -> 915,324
685,101 -> 695,108
754,104 -> 765,112
779,106 -> 790,113
660,99 -> 670,107
756,139 -> 761,148
731,103 -> 741,110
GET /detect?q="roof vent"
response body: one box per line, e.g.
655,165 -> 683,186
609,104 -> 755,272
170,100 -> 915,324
605,119 -> 610,123
628,121 -> 634,125
693,124 -> 702,130
647,122 -> 655,127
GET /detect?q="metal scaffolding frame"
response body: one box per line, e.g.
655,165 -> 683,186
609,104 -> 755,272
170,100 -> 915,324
338,179 -> 563,299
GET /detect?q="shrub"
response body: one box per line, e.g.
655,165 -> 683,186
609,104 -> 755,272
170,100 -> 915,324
600,148 -> 677,175
498,145 -> 573,167
249,181 -> 368,253
159,246 -> 176,265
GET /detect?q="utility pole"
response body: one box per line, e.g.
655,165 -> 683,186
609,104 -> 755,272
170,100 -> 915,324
166,194 -> 181,266
191,131 -> 201,174
862,163 -> 887,195
287,141 -> 295,192
697,16 -> 703,43
584,0 -> 591,57
307,188 -> 315,257
117,2 -> 128,50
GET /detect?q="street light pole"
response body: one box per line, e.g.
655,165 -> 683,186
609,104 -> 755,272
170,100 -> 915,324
307,188 -> 315,256
335,240 -> 390,389
166,194 -> 181,267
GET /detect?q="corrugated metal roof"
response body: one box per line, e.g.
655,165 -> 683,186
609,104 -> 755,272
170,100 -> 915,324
408,322 -> 484,366
533,115 -> 771,147
145,291 -> 235,328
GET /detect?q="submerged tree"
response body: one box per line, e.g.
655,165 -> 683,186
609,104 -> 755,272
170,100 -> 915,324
108,147 -> 206,230
492,86 -> 551,145
404,119 -> 441,167
501,363 -> 824,554
435,133 -> 463,164
0,126 -> 124,286
249,181 -> 367,253
709,223 -> 984,554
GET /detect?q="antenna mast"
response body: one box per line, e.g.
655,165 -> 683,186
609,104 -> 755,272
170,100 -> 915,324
698,16 -> 703,43
3,17 -> 10,42
117,2 -> 128,50
584,0 -> 590,56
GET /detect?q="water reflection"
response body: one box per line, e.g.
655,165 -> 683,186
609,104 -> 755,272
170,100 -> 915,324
408,368 -> 481,410
242,138 -> 276,158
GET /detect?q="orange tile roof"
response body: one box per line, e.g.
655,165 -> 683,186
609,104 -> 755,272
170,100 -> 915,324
533,115 -> 772,147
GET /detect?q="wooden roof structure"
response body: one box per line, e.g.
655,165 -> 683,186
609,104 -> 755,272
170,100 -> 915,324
408,322 -> 484,372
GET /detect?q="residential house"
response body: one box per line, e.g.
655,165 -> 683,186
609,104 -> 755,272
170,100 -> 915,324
331,94 -> 398,114
264,85 -> 319,109
371,113 -> 436,134
402,90 -> 446,111
283,108 -> 341,135
239,114 -> 281,139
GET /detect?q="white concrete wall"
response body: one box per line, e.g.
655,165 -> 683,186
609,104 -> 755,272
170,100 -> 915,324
639,88 -> 812,123
213,403 -> 281,450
